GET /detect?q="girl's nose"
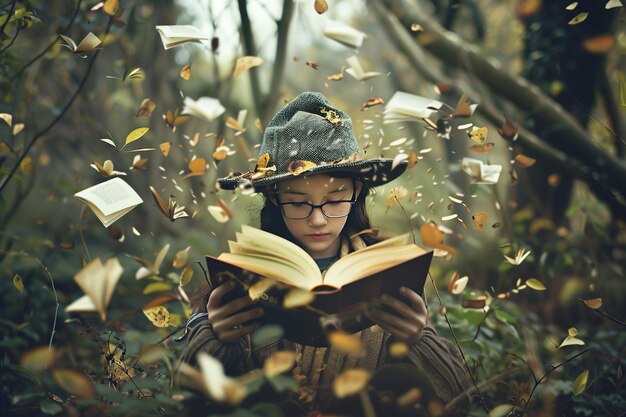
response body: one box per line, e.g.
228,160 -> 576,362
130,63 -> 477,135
307,206 -> 328,226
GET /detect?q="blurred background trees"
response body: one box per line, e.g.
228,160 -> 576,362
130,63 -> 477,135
0,0 -> 624,416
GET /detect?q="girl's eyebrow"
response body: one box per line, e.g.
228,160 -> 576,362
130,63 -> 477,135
282,187 -> 348,195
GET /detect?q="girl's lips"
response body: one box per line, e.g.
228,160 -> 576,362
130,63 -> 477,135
306,233 -> 330,240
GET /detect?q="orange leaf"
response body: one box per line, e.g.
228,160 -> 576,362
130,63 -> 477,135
159,142 -> 172,156
288,160 -> 317,176
180,63 -> 191,80
582,34 -> 614,54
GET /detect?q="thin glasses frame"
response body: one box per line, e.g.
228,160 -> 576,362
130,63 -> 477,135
274,179 -> 358,220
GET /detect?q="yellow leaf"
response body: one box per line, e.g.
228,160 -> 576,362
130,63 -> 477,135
489,404 -> 515,417
572,370 -> 589,396
103,0 -> 119,16
12,123 -> 24,136
208,205 -> 230,223
159,142 -> 172,156
255,153 -> 271,170
52,369 -> 96,397
468,127 -> 488,144
389,341 -> 408,358
20,156 -> 32,174
582,297 -> 603,310
263,351 -> 296,377
232,56 -> 264,80
173,246 -> 190,268
180,63 -> 191,80
559,335 -> 585,348
13,273 -> 24,294
136,98 -> 156,117
283,288 -> 314,308
0,113 -> 12,127
328,330 -> 363,354
568,327 -> 578,337
332,368 -> 371,398
142,282 -> 172,295
143,306 -> 171,327
124,127 -> 150,147
419,223 -> 456,255
287,159 -> 317,176
248,278 -> 277,301
472,212 -> 488,231
314,0 -> 328,14
21,346 -> 55,371
526,278 -> 546,291
569,12 -> 588,25
449,274 -> 469,295
180,266 -> 193,286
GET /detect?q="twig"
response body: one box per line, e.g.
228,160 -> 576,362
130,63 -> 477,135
78,205 -> 91,262
237,0 -> 263,118
9,0 -> 83,82
0,25 -> 19,53
359,390 -> 377,417
577,298 -> 626,327
520,348 -> 589,415
427,272 -> 489,412
393,195 -> 416,244
130,326 -> 183,368
35,258 -> 59,358
0,0 -> 16,34
0,15 -> 112,194
471,307 -> 493,342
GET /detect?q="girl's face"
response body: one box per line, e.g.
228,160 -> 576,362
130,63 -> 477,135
275,175 -> 361,259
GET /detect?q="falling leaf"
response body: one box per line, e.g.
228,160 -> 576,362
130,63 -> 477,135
13,274 -> 24,294
213,146 -> 229,163
131,243 -> 170,279
172,246 -> 191,268
288,160 -> 317,176
489,404 -> 516,417
497,118 -> 518,139
178,266 -> 193,286
264,351 -> 296,377
136,99 -> 156,117
582,298 -> 603,309
20,156 -> 32,174
328,330 -> 363,354
123,127 -> 149,149
559,330 -> 585,348
159,142 -> 172,156
180,63 -> 191,80
283,288 -> 314,308
183,157 -> 206,178
406,151 -> 419,168
208,205 -> 230,223
256,153 -> 271,170
411,23 -> 423,32
566,2 -> 578,10
504,248 -> 531,265
306,61 -> 320,70
448,273 -> 468,294
248,278 -> 277,300
389,341 -> 409,357
468,127 -> 488,144
163,109 -> 189,130
314,0 -> 328,14
569,12 -> 588,25
452,93 -> 472,118
419,223 -> 456,254
472,212 -> 488,231
131,154 -> 148,170
0,113 -> 12,127
526,278 -> 546,291
582,34 -> 615,54
386,186 -> 408,211
605,0 -> 623,9
361,97 -> 385,111
143,305 -> 171,327
514,154 -> 536,167
12,123 -> 24,136
103,0 -> 119,16
333,369 -> 371,398
232,56 -> 264,80
572,370 -> 589,395
91,160 -> 126,177
327,66 -> 346,81
60,32 -> 102,55
52,369 -> 96,398
20,346 -> 56,371
195,352 -> 246,404
391,153 -> 408,171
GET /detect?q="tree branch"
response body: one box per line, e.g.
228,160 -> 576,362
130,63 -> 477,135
237,0 -> 263,119
0,16 -> 112,195
0,0 -> 16,34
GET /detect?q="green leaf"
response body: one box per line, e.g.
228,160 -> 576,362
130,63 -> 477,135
568,12 -> 588,25
572,369 -> 589,395
39,399 -> 63,415
526,278 -> 546,291
122,127 -> 149,148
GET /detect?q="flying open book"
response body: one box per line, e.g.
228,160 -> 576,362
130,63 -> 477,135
383,91 -> 444,123
323,20 -> 366,49
74,177 -> 143,227
155,25 -> 208,50
206,226 -> 433,346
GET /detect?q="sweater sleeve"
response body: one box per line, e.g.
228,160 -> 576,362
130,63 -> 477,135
381,325 -> 470,403
177,318 -> 255,376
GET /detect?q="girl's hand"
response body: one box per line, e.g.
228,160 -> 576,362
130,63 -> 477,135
369,286 -> 427,345
207,281 -> 265,343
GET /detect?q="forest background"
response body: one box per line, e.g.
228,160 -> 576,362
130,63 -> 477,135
0,0 -> 625,416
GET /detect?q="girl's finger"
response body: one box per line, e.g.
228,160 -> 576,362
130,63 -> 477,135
369,311 -> 406,339
216,307 -> 264,330
207,281 -> 236,310
370,308 -> 416,334
218,322 -> 260,343
399,286 -> 428,315
379,293 -> 420,321
210,295 -> 255,322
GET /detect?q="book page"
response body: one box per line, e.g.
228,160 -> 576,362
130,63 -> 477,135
156,25 -> 207,40
325,244 -> 428,287
217,252 -> 321,289
384,92 -> 443,120
74,178 -> 143,217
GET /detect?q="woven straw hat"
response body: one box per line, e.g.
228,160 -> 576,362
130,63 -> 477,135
218,91 -> 408,190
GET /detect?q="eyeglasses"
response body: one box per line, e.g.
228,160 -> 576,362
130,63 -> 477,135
275,183 -> 357,220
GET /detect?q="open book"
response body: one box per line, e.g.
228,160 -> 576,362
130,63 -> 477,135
345,56 -> 381,81
155,25 -> 208,50
383,91 -> 444,123
74,177 -> 143,227
206,226 -> 433,346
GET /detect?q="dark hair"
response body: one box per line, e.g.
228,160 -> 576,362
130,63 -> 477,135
190,174 -> 381,313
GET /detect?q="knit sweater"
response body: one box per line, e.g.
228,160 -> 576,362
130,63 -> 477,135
176,233 -> 470,410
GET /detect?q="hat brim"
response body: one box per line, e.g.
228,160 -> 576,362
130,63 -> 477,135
218,158 -> 409,191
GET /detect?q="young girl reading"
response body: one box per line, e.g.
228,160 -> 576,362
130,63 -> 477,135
178,92 -> 468,410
